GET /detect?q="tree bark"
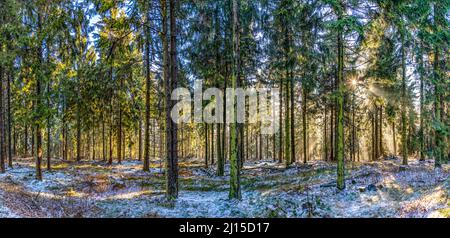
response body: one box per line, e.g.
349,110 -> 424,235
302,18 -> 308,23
229,0 -> 242,199
336,2 -> 345,190
7,69 -> 12,167
165,0 -> 179,199
0,65 -> 5,173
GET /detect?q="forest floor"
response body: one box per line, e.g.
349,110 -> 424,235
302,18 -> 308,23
0,156 -> 449,218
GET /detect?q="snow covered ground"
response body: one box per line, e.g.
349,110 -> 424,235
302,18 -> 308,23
0,157 -> 448,218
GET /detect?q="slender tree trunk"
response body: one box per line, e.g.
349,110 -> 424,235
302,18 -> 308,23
229,0 -> 241,199
24,124 -> 28,158
102,114 -> 106,161
219,64 -> 227,174
433,2 -> 444,168
419,44 -> 425,161
324,105 -> 328,161
336,4 -> 345,190
283,20 -> 291,167
108,112 -> 113,165
400,30 -> 408,165
278,74 -> 283,163
13,125 -> 16,157
217,123 -> 223,175
258,99 -> 262,161
7,69 -> 12,167
205,123 -> 209,168
46,77 -> 51,170
272,130 -> 276,162
31,129 -> 35,157
144,4 -> 152,171
379,105 -> 383,157
352,93 -> 356,163
138,120 -> 142,161
35,14 -> 44,180
290,67 -> 295,163
165,0 -> 179,199
392,122 -> 397,156
374,105 -> 378,159
92,127 -> 96,160
0,65 -> 5,173
117,76 -> 123,164
330,98 -> 334,161
211,124 -> 215,164
303,88 -> 308,164
76,102 -> 81,162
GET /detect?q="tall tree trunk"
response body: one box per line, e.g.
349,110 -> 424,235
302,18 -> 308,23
92,127 -> 96,160
303,88 -> 308,163
283,18 -> 291,167
7,69 -> 12,167
46,81 -> 51,170
35,14 -> 43,180
24,124 -> 28,157
278,74 -> 283,163
0,65 -> 5,173
290,66 -> 295,163
336,4 -> 345,190
374,105 -> 378,159
419,44 -> 425,161
205,123 -> 209,168
392,122 -> 396,156
229,0 -> 242,199
330,101 -> 334,161
433,1 -> 444,168
138,120 -> 142,161
143,3 -> 152,171
108,111 -> 113,165
352,93 -> 356,163
32,129 -> 35,157
13,125 -> 16,158
211,124 -> 215,164
165,0 -> 179,199
76,101 -> 81,162
217,122 -> 223,175
400,29 -> 408,165
102,113 -> 106,161
117,77 -> 123,164
219,64 -> 227,174
379,105 -> 383,157
324,105 -> 328,161
258,97 -> 262,161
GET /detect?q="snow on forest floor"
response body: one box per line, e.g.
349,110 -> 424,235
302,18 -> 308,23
0,157 -> 449,218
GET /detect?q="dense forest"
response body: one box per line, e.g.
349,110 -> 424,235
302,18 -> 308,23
0,0 -> 449,218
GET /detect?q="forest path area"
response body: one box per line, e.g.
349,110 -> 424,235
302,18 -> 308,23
0,157 -> 449,218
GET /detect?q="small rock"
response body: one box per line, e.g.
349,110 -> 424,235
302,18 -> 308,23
358,186 -> 366,192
